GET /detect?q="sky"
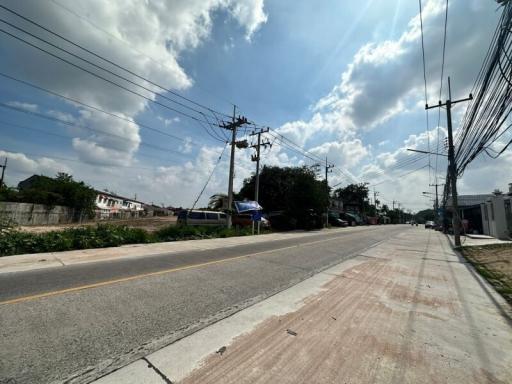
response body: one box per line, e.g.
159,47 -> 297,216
0,0 -> 511,211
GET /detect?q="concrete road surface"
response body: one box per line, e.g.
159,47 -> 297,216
0,226 -> 405,383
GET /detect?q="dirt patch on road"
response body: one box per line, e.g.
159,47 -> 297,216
19,216 -> 177,234
461,244 -> 512,304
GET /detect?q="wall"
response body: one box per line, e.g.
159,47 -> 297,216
0,202 -> 75,225
481,195 -> 512,240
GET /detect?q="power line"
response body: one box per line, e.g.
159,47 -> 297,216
454,2 -> 512,174
0,102 -> 192,157
418,0 -> 432,185
190,143 -> 228,210
0,4 -> 231,119
434,0 -> 450,183
46,0 -> 238,109
371,164 -> 430,187
0,27 -> 223,130
0,119 -> 187,163
0,72 -> 196,144
0,148 -> 161,171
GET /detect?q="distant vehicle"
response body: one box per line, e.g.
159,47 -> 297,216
425,220 -> 435,229
328,216 -> 348,227
339,212 -> 359,226
405,221 -> 410,224
177,210 -> 227,226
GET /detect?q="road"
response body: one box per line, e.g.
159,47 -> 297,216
0,225 -> 409,384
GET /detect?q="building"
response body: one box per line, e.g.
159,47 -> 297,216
95,191 -> 144,219
480,186 -> 512,240
445,184 -> 512,239
446,194 -> 493,235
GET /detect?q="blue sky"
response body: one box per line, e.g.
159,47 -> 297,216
0,0 -> 510,210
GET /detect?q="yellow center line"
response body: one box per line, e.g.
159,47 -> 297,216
0,235 -> 347,306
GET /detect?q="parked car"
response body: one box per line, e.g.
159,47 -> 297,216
425,220 -> 435,229
328,212 -> 348,227
232,213 -> 270,228
339,212 -> 359,226
177,210 -> 227,226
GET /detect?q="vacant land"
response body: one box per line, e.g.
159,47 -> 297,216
461,243 -> 512,304
19,215 -> 177,234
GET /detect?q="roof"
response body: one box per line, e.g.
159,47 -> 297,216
95,190 -> 145,204
446,194 -> 493,208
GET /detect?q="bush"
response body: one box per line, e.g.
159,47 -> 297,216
0,223 -> 263,256
0,224 -> 152,256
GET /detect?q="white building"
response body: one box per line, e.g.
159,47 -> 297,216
481,184 -> 512,240
95,191 -> 144,219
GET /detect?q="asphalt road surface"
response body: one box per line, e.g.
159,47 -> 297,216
0,225 -> 410,384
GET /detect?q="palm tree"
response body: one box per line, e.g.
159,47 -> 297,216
208,193 -> 228,210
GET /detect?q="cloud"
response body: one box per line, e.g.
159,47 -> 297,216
179,137 -> 193,154
0,150 -> 71,181
1,0 -> 267,165
229,0 -> 268,40
310,139 -> 369,169
5,101 -> 38,113
71,112 -> 141,165
288,0 -> 500,136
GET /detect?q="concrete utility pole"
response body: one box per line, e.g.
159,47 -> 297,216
250,127 -> 271,234
220,106 -> 248,228
373,188 -> 379,210
0,157 -> 7,187
429,183 -> 444,222
324,157 -> 334,227
426,77 -> 472,246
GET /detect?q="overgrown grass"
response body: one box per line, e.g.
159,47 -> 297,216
0,223 -> 266,256
460,244 -> 512,304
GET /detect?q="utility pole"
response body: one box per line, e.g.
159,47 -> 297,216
0,157 -> 7,187
429,183 -> 444,222
426,77 -> 472,246
373,188 -> 379,210
324,157 -> 334,227
220,106 -> 248,228
250,127 -> 271,234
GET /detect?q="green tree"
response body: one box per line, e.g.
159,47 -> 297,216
238,165 -> 328,229
333,183 -> 370,214
1,173 -> 97,218
415,209 -> 435,224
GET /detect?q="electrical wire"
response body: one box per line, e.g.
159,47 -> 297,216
0,4 -> 231,119
190,143 -> 229,209
0,72 -> 201,145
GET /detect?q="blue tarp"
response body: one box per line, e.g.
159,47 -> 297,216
234,200 -> 262,213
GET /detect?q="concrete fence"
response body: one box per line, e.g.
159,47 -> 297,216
0,202 -> 76,225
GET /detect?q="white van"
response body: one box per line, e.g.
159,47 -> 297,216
177,210 -> 227,226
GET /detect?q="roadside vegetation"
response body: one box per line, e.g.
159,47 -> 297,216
0,173 -> 97,219
460,244 -> 512,304
0,221 -> 258,257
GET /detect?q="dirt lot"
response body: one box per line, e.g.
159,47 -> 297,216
19,216 -> 177,234
461,243 -> 512,304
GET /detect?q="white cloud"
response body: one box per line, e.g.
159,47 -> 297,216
71,112 -> 141,165
1,0 -> 267,165
310,139 -> 368,169
0,150 -> 71,181
5,101 -> 39,113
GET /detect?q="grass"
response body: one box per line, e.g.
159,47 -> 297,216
460,243 -> 512,304
0,223 -> 267,257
